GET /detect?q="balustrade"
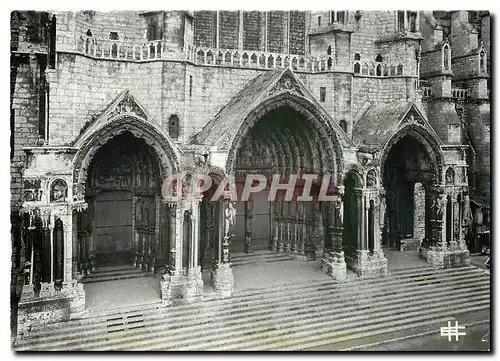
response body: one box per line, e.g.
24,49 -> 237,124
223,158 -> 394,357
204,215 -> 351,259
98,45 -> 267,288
451,88 -> 468,99
354,60 -> 405,77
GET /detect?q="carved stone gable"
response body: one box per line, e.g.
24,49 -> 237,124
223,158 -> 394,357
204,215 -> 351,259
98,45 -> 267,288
108,92 -> 147,120
401,109 -> 425,127
268,73 -> 303,98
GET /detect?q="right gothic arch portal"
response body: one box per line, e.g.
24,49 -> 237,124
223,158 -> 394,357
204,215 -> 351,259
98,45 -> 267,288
382,133 -> 439,248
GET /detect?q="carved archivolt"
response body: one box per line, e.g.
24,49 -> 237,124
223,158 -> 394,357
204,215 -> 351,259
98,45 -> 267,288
380,124 -> 444,184
72,115 -> 181,201
225,93 -> 344,186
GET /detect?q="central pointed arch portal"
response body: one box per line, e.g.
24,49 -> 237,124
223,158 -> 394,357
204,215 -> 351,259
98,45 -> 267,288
209,93 -> 348,294
72,115 -> 182,286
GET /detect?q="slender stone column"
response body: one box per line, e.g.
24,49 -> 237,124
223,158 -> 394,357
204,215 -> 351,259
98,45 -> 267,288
423,187 -> 448,268
186,199 -> 203,302
238,11 -> 244,50
325,195 -> 346,281
72,212 -> 78,279
49,215 -> 54,283
448,191 -> 458,250
131,195 -> 136,266
64,214 -> 73,285
212,199 -> 235,298
460,192 -> 471,251
160,202 -> 187,306
244,199 -> 254,253
268,201 -> 275,250
89,199 -> 96,272
153,195 -> 161,273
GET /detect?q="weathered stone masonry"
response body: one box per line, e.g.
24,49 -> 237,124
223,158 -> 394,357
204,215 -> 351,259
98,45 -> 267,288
10,10 -> 489,337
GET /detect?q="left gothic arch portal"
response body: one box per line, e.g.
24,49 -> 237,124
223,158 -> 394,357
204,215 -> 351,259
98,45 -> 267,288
72,115 -> 181,201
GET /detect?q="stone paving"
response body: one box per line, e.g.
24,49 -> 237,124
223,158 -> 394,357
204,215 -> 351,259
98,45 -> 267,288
84,276 -> 161,311
383,247 -> 428,270
83,248 -> 434,310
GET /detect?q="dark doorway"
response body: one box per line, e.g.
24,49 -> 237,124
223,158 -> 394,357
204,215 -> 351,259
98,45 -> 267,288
383,135 -> 434,249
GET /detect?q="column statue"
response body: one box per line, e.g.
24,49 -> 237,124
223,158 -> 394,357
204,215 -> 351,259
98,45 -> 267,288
224,201 -> 236,238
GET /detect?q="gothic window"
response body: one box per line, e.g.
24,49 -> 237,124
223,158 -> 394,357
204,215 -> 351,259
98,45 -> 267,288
408,11 -> 417,32
443,45 -> 450,71
38,55 -> 48,141
397,10 -> 418,33
330,11 -> 347,24
376,64 -> 382,76
480,51 -> 486,73
48,15 -> 57,69
327,46 -> 332,55
169,115 -> 180,140
354,53 -> 360,61
397,63 -> 403,75
318,16 -> 321,26
320,87 -> 326,102
339,119 -> 347,133
336,11 -> 346,24
375,54 -> 383,62
86,29 -> 92,37
362,63 -> 369,75
189,75 -> 193,98
354,62 -> 360,74
146,13 -> 164,41
397,10 -> 405,32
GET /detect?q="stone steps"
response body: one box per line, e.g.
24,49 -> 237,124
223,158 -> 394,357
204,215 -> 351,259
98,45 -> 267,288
230,250 -> 296,266
17,266 -> 482,337
80,266 -> 150,284
20,265 -> 474,334
14,266 -> 489,351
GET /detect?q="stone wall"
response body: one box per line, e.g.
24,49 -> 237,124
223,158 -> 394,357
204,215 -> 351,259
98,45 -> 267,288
242,11 -> 262,51
465,102 -> 490,198
267,11 -> 285,53
289,11 -> 306,55
351,76 -> 409,115
452,54 -> 480,78
219,11 -> 239,50
413,182 -> 426,241
47,54 -> 183,145
11,61 -> 41,211
194,11 -> 215,48
422,101 -> 460,144
183,65 -> 265,141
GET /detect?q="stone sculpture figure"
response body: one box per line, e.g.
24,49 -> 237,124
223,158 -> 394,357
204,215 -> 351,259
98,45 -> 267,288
224,201 -> 236,237
379,196 -> 386,226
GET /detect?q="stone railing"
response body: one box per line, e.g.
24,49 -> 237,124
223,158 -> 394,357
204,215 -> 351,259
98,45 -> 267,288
451,88 -> 468,99
76,36 -> 184,61
421,86 -> 432,97
419,81 -> 432,97
186,46 -> 335,72
353,60 -> 404,77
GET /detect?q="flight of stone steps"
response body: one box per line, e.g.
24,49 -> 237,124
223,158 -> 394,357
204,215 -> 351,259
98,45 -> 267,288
14,265 -> 490,351
231,250 -> 296,267
80,265 -> 150,284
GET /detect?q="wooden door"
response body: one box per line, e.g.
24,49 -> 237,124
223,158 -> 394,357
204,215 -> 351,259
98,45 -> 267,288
95,190 -> 133,265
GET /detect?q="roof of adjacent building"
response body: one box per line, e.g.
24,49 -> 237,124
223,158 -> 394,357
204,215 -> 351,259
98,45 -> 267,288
352,102 -> 412,152
191,69 -> 284,146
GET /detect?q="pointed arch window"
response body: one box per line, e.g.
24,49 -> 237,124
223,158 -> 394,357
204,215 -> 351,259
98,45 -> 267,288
168,115 -> 180,141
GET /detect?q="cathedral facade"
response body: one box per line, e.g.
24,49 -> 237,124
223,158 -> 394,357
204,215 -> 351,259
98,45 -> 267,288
10,10 -> 490,336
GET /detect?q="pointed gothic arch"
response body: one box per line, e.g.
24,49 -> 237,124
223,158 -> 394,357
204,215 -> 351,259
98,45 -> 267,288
225,92 -> 344,184
73,114 -> 182,201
